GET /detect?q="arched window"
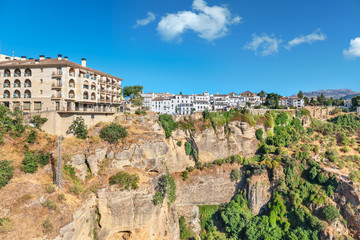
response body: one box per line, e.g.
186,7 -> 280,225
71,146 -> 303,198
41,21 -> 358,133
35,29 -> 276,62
4,69 -> 10,77
69,68 -> 75,77
69,79 -> 75,88
24,79 -> 32,87
68,90 -> 75,99
14,69 -> 21,77
83,80 -> 89,89
24,68 -> 32,77
3,90 -> 10,98
91,83 -> 96,90
83,91 -> 89,100
14,79 -> 21,88
3,80 -> 10,88
14,90 -> 21,98
24,90 -> 31,98
91,92 -> 96,100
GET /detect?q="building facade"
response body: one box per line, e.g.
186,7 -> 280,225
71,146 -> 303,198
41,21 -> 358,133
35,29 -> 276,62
0,55 -> 123,113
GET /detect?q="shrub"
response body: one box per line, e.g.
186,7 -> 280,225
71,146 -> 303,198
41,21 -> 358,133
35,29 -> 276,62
193,149 -> 198,161
67,117 -> 88,139
340,146 -> 350,153
57,193 -> 65,202
0,160 -> 14,189
37,151 -> 50,166
27,129 -> 38,144
22,151 -> 39,173
42,219 -> 53,233
255,129 -> 264,141
182,171 -> 189,181
349,170 -> 360,183
325,149 -> 339,162
322,205 -> 340,222
230,169 -> 242,182
158,114 -> 178,138
42,199 -> 57,210
187,166 -> 194,172
185,142 -> 192,155
135,108 -> 146,115
31,115 -> 47,129
69,185 -> 82,196
109,171 -> 139,190
176,141 -> 182,147
100,123 -> 128,143
45,184 -> 55,193
0,217 -> 11,233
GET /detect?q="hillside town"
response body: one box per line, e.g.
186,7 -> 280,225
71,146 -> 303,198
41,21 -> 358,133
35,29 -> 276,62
141,91 -> 305,115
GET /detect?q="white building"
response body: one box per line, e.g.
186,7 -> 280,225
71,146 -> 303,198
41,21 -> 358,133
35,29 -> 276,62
289,97 -> 304,108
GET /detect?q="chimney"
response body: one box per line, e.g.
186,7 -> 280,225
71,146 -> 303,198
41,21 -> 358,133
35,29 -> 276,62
35,59 -> 39,64
39,55 -> 45,60
58,54 -> 62,60
81,58 -> 86,67
21,56 -> 26,60
64,56 -> 68,60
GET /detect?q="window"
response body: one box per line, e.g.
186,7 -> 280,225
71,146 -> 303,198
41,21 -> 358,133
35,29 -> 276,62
41,68 -> 43,73
56,102 -> 60,111
34,102 -> 42,111
23,102 -> 31,110
40,79 -> 43,84
40,90 -> 43,95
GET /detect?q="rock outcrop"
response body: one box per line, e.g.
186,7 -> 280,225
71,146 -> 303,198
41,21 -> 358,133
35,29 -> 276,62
247,171 -> 272,215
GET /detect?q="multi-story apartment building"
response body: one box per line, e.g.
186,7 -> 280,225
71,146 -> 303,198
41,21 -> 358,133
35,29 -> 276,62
0,55 -> 123,113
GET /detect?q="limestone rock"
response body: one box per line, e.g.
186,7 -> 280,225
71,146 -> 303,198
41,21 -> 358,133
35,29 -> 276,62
247,172 -> 272,215
86,148 -> 107,175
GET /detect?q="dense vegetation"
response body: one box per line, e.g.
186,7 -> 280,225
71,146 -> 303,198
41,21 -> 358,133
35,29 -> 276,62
153,172 -> 176,206
179,110 -> 360,240
21,151 -> 51,174
100,122 -> 128,143
0,160 -> 14,189
158,114 -> 178,138
109,171 -> 139,190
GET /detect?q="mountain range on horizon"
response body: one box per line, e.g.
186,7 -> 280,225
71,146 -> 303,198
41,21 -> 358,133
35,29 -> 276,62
291,89 -> 360,100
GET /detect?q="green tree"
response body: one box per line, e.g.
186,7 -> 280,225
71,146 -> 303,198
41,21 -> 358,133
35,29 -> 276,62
317,93 -> 327,106
265,93 -> 281,109
352,95 -> 360,108
67,117 -> 88,139
30,115 -> 48,129
122,85 -> 144,107
304,96 -> 309,105
255,129 -> 264,141
158,114 -> 178,138
322,205 -> 340,222
297,91 -> 304,99
259,90 -> 266,98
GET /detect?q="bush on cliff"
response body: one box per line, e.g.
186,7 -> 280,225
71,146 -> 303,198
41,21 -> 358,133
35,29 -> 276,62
30,115 -> 48,129
0,160 -> 14,189
158,114 -> 178,138
100,123 -> 127,143
153,172 -> 176,206
67,117 -> 88,139
322,205 -> 340,222
21,151 -> 51,174
185,142 -> 192,155
109,171 -> 139,190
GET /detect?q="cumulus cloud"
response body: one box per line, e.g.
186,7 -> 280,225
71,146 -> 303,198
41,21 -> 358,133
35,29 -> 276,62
157,0 -> 241,41
343,37 -> 360,59
134,12 -> 156,28
286,29 -> 326,49
244,34 -> 282,56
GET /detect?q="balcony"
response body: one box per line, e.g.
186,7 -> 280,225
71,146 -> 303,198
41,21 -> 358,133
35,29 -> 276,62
51,94 -> 62,99
52,72 -> 63,77
51,83 -> 62,89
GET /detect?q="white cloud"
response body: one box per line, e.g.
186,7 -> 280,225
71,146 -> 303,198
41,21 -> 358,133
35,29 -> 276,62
157,0 -> 241,41
286,29 -> 326,49
134,12 -> 156,28
343,37 -> 360,59
244,33 -> 282,56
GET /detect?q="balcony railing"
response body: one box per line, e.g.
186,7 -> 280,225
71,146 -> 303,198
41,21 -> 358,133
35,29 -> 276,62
51,83 -> 62,88
83,85 -> 89,89
3,84 -> 10,88
52,72 -> 63,77
14,73 -> 21,77
14,84 -> 21,88
4,73 -> 10,77
69,72 -> 75,77
51,94 -> 62,99
24,73 -> 32,77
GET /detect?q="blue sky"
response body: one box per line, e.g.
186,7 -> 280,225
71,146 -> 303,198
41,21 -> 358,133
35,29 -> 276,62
0,0 -> 359,96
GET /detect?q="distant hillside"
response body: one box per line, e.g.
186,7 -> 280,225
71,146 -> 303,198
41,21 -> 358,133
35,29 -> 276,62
292,89 -> 360,99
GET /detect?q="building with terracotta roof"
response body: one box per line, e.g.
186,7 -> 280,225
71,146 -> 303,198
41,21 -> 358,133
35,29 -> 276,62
0,55 -> 123,113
